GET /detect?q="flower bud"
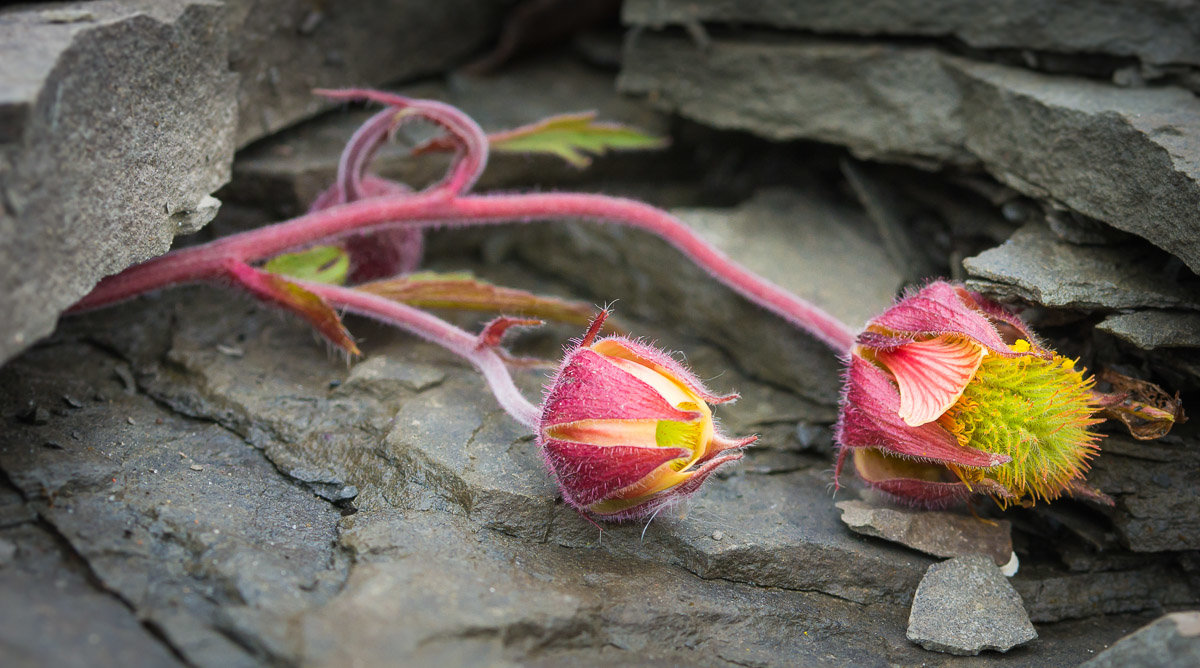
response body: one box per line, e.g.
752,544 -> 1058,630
539,313 -> 756,520
836,282 -> 1179,508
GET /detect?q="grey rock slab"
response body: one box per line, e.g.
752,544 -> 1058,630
951,57 -> 1200,275
306,508 -> 917,667
1098,311 -> 1200,350
0,338 -> 349,667
623,0 -> 1200,67
1015,565 -> 1198,623
224,0 -> 506,147
10,282 -> 1179,665
619,35 -> 972,167
0,522 -> 183,668
0,0 -> 238,367
1086,434 -> 1200,553
620,34 -> 1200,272
907,554 -> 1037,655
836,499 -> 1013,567
963,223 -> 1200,310
1082,611 -> 1200,668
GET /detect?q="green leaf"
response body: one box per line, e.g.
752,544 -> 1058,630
263,245 -> 350,285
488,112 -> 668,168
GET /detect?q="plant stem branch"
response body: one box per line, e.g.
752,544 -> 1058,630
75,192 -> 856,352
300,280 -> 542,430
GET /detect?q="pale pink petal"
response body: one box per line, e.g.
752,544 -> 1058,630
875,335 -> 986,427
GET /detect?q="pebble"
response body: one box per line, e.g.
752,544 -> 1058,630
907,555 -> 1037,655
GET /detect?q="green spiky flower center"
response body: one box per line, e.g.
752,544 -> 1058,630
939,349 -> 1101,505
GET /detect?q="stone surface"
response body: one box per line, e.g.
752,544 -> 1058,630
623,0 -> 1200,67
0,0 -> 238,367
0,520 -> 184,668
619,34 -> 1200,273
0,281 -> 1171,665
837,500 -> 1013,567
1087,435 -> 1200,553
1082,611 -> 1200,668
0,336 -> 350,666
963,223 -> 1200,311
907,555 -> 1037,655
1097,311 -> 1200,350
224,0 -> 506,147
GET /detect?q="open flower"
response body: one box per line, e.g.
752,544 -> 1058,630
835,282 -> 1114,508
539,313 -> 756,520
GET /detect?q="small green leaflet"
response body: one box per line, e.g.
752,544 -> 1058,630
487,112 -> 668,168
357,272 -> 623,332
263,245 -> 350,285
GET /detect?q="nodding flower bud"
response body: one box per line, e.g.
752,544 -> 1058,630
538,313 -> 757,521
836,282 -> 1134,509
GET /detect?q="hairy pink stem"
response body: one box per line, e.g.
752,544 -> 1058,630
315,89 -> 488,196
300,280 -> 542,430
336,108 -> 396,202
75,192 -> 855,351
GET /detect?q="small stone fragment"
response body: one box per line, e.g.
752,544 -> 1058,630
1097,311 -> 1200,350
1081,611 -> 1200,668
190,464 -> 204,472
18,404 -> 50,425
711,530 -> 724,541
836,500 -> 1013,567
964,223 -> 1200,311
907,555 -> 1037,655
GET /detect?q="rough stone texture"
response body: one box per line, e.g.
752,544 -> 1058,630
619,33 -> 1200,273
623,0 -> 1200,67
0,0 -> 237,367
224,0 -> 507,147
1097,311 -> 1200,350
963,223 -> 1200,311
1082,611 -> 1200,668
0,519 -> 184,668
837,500 -> 1013,567
907,555 -> 1037,655
0,281 -> 1170,665
1087,435 -> 1200,553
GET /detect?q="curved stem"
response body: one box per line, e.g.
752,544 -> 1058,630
301,281 -> 542,430
76,192 -> 856,352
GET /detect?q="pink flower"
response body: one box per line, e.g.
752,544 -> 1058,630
835,282 -> 1107,508
539,314 -> 756,520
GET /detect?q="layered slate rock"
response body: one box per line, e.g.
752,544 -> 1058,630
619,33 -> 1200,273
1082,611 -> 1200,668
963,223 -> 1200,311
225,0 -> 505,146
1,282 -> 1172,665
0,1 -> 237,366
623,0 -> 1200,67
